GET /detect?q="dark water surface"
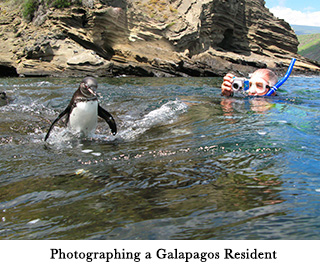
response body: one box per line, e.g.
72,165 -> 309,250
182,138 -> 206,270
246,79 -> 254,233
0,76 -> 319,239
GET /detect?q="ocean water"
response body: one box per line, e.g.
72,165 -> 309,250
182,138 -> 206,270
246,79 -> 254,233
0,76 -> 319,239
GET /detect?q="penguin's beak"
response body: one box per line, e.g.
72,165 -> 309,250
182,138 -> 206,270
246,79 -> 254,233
88,87 -> 96,96
84,83 -> 97,96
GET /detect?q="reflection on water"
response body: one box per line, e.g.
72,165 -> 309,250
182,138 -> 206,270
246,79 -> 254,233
0,76 -> 320,239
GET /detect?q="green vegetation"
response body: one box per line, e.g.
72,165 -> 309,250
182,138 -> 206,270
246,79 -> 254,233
21,0 -> 82,21
291,25 -> 320,63
22,0 -> 38,21
52,0 -> 73,8
298,33 -> 320,48
298,33 -> 320,63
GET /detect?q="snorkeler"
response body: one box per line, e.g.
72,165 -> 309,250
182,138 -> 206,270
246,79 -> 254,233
221,69 -> 278,97
221,58 -> 296,97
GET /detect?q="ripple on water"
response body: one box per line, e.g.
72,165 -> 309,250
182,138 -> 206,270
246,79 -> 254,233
1,77 -> 320,240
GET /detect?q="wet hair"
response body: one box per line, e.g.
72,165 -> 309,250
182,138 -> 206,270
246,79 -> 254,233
250,69 -> 278,87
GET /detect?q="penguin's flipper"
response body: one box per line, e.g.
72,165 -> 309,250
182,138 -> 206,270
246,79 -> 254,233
44,106 -> 71,141
98,105 -> 117,135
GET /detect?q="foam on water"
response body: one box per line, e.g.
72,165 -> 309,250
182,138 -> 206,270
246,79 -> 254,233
118,99 -> 188,141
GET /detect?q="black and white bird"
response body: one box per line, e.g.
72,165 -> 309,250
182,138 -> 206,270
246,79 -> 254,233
44,77 -> 117,141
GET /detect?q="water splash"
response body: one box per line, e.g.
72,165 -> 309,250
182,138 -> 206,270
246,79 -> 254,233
40,99 -> 188,150
118,100 -> 188,141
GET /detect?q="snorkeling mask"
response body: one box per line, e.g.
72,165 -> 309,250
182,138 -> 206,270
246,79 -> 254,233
248,79 -> 271,95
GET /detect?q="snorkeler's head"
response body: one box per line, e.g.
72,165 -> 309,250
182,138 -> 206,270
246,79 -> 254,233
248,69 -> 278,96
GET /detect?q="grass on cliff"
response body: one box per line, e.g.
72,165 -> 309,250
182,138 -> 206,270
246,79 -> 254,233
23,0 -> 37,20
298,33 -> 320,63
21,0 -> 82,21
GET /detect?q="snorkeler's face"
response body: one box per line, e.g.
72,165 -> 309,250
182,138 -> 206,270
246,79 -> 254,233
248,77 -> 270,96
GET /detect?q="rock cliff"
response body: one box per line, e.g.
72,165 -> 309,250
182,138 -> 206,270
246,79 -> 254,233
0,0 -> 319,77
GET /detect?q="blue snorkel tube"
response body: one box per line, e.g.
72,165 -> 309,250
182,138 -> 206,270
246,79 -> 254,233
264,58 -> 296,96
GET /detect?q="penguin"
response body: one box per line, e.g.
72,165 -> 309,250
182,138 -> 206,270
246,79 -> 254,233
44,77 -> 117,141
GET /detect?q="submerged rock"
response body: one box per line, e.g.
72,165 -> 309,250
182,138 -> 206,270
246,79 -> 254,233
0,0 -> 319,77
0,92 -> 9,106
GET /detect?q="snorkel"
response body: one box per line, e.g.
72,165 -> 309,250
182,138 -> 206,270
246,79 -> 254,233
264,58 -> 296,96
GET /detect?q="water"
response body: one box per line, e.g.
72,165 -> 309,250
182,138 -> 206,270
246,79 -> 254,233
0,76 -> 320,240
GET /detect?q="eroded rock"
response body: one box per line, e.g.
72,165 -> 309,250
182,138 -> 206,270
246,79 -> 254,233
0,0 -> 319,77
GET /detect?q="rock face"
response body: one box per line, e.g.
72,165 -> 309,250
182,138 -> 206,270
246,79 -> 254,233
0,0 -> 319,77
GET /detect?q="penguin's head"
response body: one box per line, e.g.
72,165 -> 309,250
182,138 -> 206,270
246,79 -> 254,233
79,77 -> 98,98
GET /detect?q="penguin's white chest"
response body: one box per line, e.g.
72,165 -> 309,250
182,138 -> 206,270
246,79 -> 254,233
69,100 -> 98,136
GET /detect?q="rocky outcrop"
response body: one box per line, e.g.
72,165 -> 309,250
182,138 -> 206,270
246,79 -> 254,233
0,0 -> 319,77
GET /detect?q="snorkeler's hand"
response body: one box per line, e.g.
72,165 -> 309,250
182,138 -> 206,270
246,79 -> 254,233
221,73 -> 234,96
